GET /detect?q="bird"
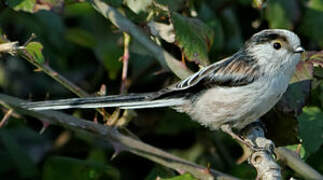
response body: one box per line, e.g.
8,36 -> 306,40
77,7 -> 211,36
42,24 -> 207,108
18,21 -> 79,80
22,29 -> 304,148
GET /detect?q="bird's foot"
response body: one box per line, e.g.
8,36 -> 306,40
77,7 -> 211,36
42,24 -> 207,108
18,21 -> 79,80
220,124 -> 275,153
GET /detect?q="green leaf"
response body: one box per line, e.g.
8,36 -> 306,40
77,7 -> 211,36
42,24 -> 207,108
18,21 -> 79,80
6,0 -> 36,13
290,61 -> 313,84
0,31 -> 10,44
252,0 -> 267,9
306,51 -> 323,68
160,173 -> 198,180
265,0 -> 296,29
230,163 -> 256,178
220,9 -> 243,51
154,0 -> 186,11
25,42 -> 45,64
35,11 -> 65,50
298,107 -> 323,158
306,146 -> 323,173
0,152 -> 14,174
42,156 -> 120,180
6,0 -> 66,13
262,110 -> 299,146
102,0 -> 123,7
198,3 -> 224,52
171,143 -> 204,162
290,50 -> 323,83
170,12 -> 214,66
94,40 -> 122,80
155,109 -> 199,136
87,149 -> 107,164
145,166 -> 176,180
285,144 -> 306,159
279,80 -> 311,115
148,21 -> 175,43
309,0 -> 323,11
65,2 -> 94,16
124,0 -> 153,14
300,1 -> 323,48
65,28 -> 96,48
0,129 -> 39,178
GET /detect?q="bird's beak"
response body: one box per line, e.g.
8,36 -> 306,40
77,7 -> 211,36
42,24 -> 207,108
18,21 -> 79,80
294,46 -> 305,53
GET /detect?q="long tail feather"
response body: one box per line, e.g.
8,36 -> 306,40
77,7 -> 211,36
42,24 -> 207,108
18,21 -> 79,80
21,93 -> 186,110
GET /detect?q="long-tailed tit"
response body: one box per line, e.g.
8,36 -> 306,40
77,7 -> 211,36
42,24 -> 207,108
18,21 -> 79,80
22,29 -> 304,146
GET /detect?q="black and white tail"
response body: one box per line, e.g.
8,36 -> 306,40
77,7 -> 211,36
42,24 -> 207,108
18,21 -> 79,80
21,93 -> 186,111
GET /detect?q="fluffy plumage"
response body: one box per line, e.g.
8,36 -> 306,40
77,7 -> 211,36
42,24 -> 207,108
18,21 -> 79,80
22,29 -> 304,130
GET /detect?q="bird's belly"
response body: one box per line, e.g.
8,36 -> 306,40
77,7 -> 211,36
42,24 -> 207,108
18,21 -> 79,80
188,77 -> 288,130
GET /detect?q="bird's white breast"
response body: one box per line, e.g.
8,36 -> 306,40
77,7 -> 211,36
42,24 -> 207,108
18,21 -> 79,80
187,68 -> 292,130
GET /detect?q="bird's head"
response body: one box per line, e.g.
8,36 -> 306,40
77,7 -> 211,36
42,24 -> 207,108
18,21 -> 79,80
245,29 -> 304,72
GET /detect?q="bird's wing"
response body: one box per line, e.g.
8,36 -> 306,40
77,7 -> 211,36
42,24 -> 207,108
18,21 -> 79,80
171,50 -> 260,91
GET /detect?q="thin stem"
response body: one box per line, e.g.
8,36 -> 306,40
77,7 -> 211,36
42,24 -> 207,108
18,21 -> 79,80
21,50 -> 89,97
120,32 -> 130,94
0,109 -> 13,127
20,49 -> 110,121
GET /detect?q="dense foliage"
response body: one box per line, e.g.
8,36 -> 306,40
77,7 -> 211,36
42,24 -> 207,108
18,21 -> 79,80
0,0 -> 322,179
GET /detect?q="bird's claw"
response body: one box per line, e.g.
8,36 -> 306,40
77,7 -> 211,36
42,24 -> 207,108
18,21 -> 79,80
247,139 -> 275,154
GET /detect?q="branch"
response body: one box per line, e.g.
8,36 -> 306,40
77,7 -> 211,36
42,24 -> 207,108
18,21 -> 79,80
20,50 -> 89,97
0,93 -> 237,180
0,109 -> 13,127
0,42 -> 24,55
275,147 -> 323,180
242,124 -> 281,179
242,124 -> 323,180
88,0 -> 193,80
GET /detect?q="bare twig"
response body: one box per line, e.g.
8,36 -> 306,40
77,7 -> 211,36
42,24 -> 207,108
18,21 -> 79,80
120,32 -> 130,94
0,93 -> 237,180
0,109 -> 13,127
89,0 -> 193,80
19,49 -> 111,121
20,50 -> 89,97
275,147 -> 323,180
0,42 -> 24,55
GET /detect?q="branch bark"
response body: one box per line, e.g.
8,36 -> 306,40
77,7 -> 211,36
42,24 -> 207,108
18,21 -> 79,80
0,93 -> 237,180
242,124 -> 281,180
0,42 -> 24,55
275,147 -> 323,180
20,50 -> 89,97
242,124 -> 323,180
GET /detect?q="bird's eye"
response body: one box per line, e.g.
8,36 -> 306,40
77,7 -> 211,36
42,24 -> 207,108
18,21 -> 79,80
273,42 -> 281,50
